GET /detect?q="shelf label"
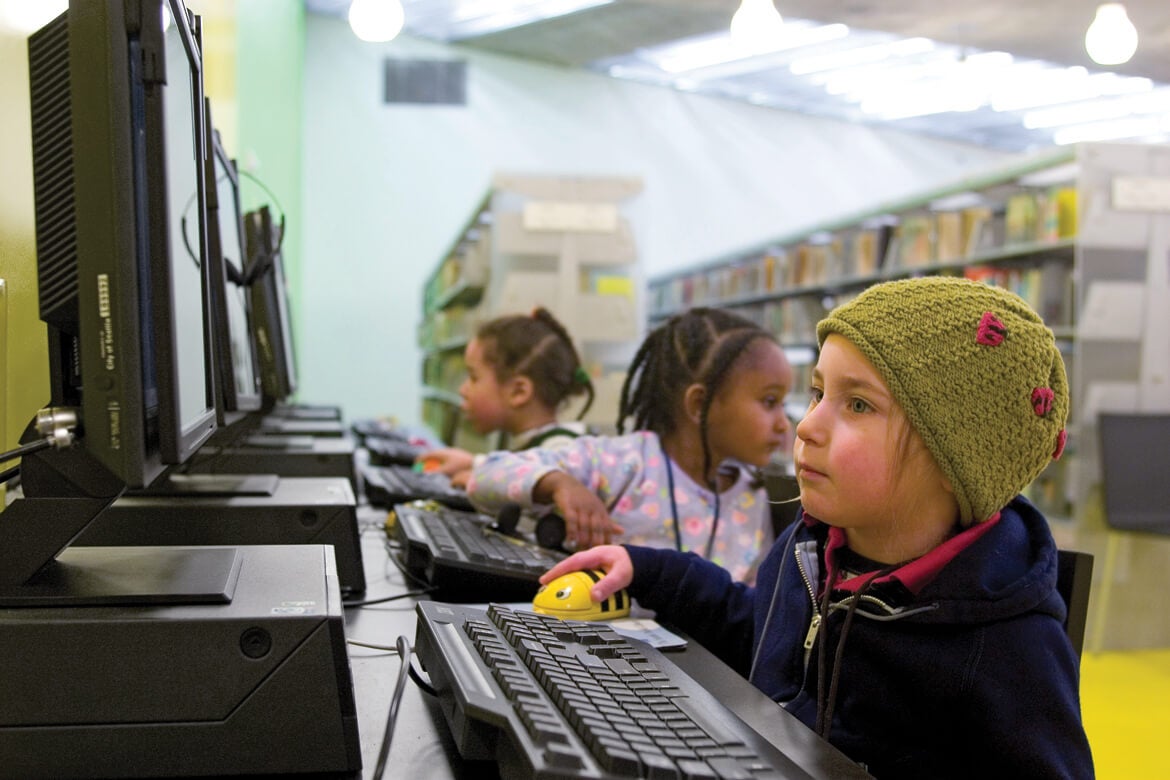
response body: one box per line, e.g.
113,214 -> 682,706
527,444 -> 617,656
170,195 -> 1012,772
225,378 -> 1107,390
1112,176 -> 1170,213
523,201 -> 618,232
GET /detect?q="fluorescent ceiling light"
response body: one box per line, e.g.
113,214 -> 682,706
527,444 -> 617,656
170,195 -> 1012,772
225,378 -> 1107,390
862,84 -> 985,120
442,0 -> 613,40
991,67 -> 1151,112
645,21 -> 848,75
789,37 -> 935,76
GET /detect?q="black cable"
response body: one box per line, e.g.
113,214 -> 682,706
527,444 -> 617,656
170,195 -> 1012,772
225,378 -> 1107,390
0,464 -> 19,486
237,168 -> 287,261
372,635 -> 414,780
342,588 -> 434,608
383,539 -> 436,591
409,660 -> 437,697
0,438 -> 51,463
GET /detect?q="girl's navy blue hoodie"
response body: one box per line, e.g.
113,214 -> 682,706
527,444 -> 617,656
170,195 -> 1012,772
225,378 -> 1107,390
625,495 -> 1094,779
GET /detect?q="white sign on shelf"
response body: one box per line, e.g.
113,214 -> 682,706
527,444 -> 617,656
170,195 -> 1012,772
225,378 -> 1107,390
523,201 -> 619,233
1112,176 -> 1170,213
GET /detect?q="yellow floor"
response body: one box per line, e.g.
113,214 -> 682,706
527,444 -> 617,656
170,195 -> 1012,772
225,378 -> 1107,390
1081,648 -> 1170,778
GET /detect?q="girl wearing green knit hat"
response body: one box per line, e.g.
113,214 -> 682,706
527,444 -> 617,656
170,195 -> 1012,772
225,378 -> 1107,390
541,276 -> 1092,779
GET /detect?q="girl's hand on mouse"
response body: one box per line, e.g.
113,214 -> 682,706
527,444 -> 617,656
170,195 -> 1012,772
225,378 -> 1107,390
540,546 -> 633,603
417,448 -> 474,477
540,474 -> 624,549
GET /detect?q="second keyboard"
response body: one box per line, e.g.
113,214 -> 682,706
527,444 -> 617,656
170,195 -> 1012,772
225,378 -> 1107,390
391,502 -> 565,601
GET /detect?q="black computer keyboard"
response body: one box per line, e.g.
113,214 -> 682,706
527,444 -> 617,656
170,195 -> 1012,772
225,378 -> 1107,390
362,464 -> 475,512
365,437 -> 426,466
391,502 -> 565,601
415,601 -> 818,780
350,418 -> 407,443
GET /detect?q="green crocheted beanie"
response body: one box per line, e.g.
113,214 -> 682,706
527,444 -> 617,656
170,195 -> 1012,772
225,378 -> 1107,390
816,276 -> 1069,525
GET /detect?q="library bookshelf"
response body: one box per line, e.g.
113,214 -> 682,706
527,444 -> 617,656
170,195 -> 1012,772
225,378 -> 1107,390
647,142 -> 1170,651
419,174 -> 643,451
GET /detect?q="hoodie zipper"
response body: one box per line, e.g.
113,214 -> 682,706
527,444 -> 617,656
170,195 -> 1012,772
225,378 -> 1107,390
794,544 -> 821,670
794,544 -> 908,666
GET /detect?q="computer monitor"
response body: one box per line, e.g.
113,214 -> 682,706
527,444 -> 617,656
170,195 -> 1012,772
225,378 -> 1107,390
244,205 -> 299,407
3,0 -> 224,600
203,106 -> 262,427
1098,412 -> 1170,535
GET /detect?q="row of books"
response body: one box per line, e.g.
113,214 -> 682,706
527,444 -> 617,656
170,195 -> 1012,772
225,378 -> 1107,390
649,186 -> 1077,316
730,296 -> 828,347
963,264 -> 1075,329
671,262 -> 1073,358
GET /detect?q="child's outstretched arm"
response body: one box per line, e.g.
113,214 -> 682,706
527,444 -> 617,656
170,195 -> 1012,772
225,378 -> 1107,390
416,447 -> 474,477
533,471 -> 625,548
540,545 -> 632,603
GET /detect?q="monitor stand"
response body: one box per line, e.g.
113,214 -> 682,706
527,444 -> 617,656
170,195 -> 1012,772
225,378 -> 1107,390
0,546 -> 240,606
259,415 -> 345,437
77,476 -> 366,596
186,435 -> 359,492
133,471 -> 281,497
270,401 -> 343,421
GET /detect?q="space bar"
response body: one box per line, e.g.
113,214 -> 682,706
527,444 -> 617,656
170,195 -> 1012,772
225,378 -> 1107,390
673,696 -> 748,747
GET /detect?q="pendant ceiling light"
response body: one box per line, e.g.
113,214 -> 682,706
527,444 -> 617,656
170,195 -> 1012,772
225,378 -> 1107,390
1084,3 -> 1139,66
348,0 -> 405,43
730,0 -> 784,52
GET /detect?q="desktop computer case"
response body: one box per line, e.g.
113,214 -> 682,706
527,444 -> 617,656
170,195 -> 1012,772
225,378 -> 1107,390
0,545 -> 361,777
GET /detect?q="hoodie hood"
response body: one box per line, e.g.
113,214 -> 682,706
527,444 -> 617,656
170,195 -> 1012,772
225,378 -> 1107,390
811,495 -> 1065,627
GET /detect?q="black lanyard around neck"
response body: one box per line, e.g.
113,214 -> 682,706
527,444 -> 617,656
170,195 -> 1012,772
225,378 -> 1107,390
661,439 -> 721,558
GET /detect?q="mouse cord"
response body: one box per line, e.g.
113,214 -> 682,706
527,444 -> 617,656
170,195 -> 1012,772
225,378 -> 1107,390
343,639 -> 435,696
748,530 -> 792,685
373,635 -> 414,780
343,587 -> 434,608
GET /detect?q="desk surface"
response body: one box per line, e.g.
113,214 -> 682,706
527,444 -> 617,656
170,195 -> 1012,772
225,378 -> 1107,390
343,505 -> 871,780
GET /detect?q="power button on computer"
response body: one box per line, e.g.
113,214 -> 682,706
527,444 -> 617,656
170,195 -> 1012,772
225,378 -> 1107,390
240,627 -> 273,659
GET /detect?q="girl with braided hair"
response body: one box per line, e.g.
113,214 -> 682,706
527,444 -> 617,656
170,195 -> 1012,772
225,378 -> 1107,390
466,307 -> 794,582
419,307 -> 595,487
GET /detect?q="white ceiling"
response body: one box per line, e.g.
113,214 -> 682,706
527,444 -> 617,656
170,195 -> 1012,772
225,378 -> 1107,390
306,0 -> 1170,151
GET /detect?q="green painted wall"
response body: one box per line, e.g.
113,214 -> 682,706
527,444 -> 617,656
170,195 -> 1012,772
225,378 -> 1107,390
0,27 -> 50,495
235,0 -> 305,395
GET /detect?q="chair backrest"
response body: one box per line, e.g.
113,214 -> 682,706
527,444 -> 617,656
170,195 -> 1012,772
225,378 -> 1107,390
1098,412 -> 1170,535
1056,549 -> 1094,660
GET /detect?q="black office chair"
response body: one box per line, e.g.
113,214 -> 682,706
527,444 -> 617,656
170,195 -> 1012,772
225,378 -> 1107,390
1056,549 -> 1094,660
1098,413 -> 1170,536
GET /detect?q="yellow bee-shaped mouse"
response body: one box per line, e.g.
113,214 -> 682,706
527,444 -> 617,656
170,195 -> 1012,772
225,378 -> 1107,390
532,570 -> 630,621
